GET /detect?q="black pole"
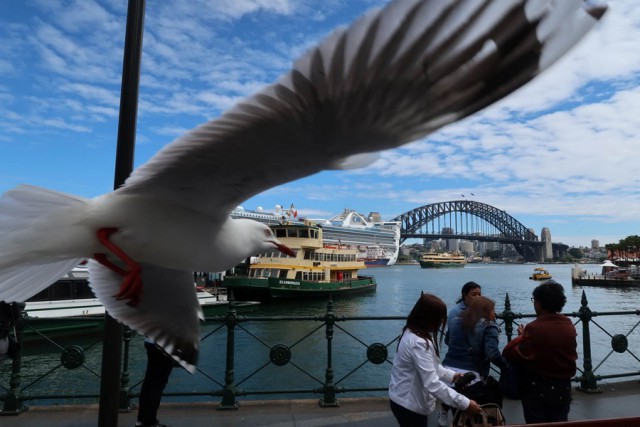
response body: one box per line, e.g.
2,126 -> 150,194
98,1 -> 145,426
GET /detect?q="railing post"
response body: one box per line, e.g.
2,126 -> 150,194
99,1 -> 146,425
320,295 -> 339,407
502,293 -> 515,342
218,292 -> 239,409
119,327 -> 134,411
576,290 -> 601,393
1,302 -> 27,415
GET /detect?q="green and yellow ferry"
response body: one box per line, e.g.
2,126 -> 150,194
223,221 -> 377,300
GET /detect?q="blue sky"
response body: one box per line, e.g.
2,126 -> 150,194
1,0 -> 639,248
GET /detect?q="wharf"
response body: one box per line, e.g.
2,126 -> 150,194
572,276 -> 640,287
2,381 -> 640,426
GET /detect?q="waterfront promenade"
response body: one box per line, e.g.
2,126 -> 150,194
2,380 -> 640,426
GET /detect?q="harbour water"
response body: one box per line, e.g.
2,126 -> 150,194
5,262 -> 640,405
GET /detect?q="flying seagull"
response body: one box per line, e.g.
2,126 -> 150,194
0,0 -> 606,371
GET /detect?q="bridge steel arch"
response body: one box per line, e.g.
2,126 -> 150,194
391,200 -> 541,262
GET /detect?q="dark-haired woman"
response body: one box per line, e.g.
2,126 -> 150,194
438,281 -> 482,425
389,293 -> 482,427
503,280 -> 577,424
443,281 -> 483,370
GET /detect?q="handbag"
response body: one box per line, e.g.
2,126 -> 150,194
458,375 -> 502,408
453,403 -> 506,427
499,363 -> 521,400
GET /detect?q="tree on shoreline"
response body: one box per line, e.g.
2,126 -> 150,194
605,235 -> 640,260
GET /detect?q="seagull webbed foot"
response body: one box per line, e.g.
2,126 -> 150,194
94,227 -> 144,307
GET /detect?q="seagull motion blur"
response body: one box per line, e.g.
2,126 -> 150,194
0,0 -> 606,371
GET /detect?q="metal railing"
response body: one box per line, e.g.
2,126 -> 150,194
2,290 -> 640,415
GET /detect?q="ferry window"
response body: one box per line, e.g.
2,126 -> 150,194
49,280 -> 73,300
75,282 -> 96,299
279,270 -> 287,278
304,250 -> 311,260
295,271 -> 302,280
311,230 -> 317,238
299,229 -> 309,238
28,289 -> 48,302
287,229 -> 298,238
275,228 -> 286,238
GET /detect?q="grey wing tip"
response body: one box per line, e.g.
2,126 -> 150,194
585,4 -> 607,21
158,336 -> 199,373
171,343 -> 199,373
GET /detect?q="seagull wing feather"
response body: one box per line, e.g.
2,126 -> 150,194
121,0 -> 604,217
88,260 -> 201,372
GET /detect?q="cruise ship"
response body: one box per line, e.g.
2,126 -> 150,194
230,207 -> 400,266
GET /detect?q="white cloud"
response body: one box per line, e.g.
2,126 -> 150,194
1,0 -> 639,247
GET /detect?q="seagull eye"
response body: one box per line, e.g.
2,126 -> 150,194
264,229 -> 271,237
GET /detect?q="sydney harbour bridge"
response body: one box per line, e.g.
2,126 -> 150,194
390,200 -> 568,262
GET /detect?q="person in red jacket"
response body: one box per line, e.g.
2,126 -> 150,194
503,280 -> 577,424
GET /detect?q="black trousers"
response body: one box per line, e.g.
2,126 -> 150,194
521,376 -> 571,424
389,399 -> 429,427
137,342 -> 174,426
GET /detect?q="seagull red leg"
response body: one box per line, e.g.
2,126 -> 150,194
94,227 -> 143,307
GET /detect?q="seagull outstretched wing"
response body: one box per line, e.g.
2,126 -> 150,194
121,0 -> 606,218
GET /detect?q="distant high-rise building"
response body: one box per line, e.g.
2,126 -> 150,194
440,227 -> 458,252
591,239 -> 600,250
460,241 -> 474,255
541,227 -> 552,261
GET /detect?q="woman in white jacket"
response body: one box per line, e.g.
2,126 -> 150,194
389,293 -> 482,426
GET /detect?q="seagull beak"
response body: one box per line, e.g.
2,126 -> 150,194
276,243 -> 296,257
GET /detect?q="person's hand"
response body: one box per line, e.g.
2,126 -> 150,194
452,373 -> 463,382
466,399 -> 483,415
517,323 -> 525,336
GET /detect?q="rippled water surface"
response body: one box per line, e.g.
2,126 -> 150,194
8,263 -> 640,403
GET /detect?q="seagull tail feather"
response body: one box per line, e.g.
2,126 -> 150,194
0,184 -> 88,302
